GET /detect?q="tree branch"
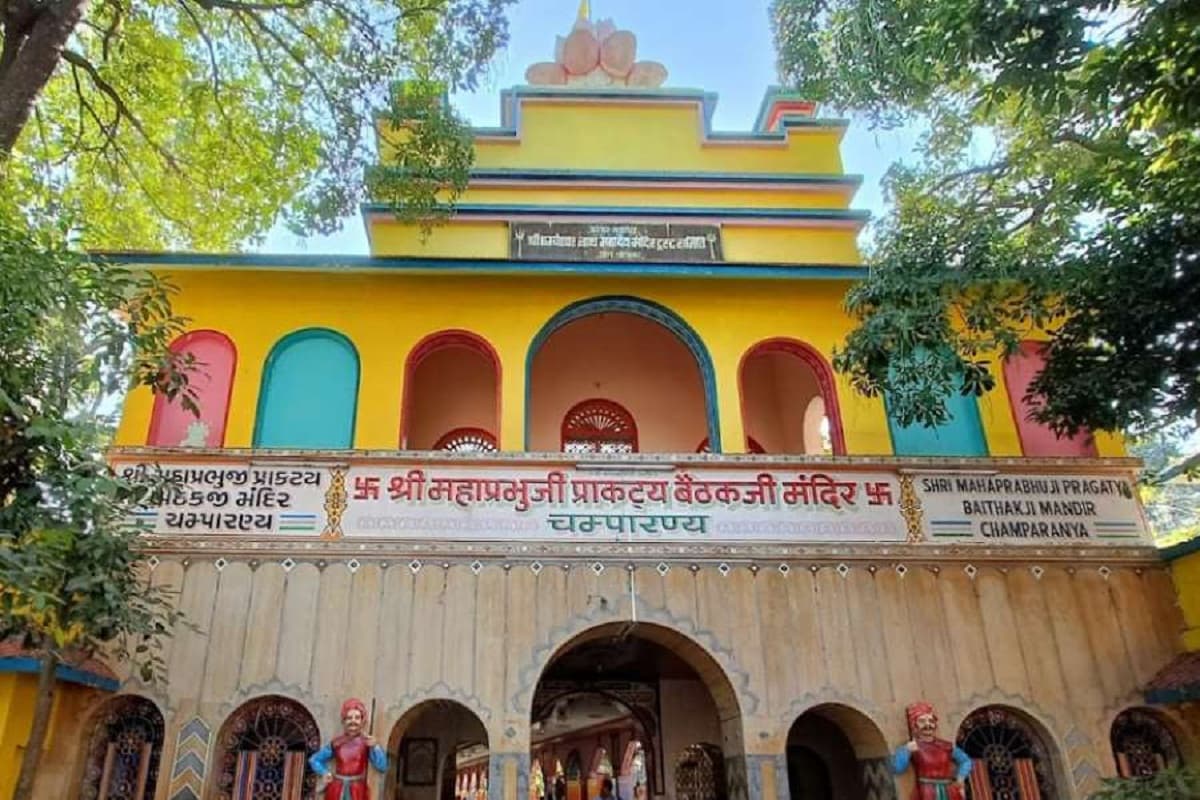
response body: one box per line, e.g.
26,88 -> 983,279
60,48 -> 181,172
1158,451 -> 1200,483
0,0 -> 91,155
933,159 -> 1011,192
173,0 -> 235,132
193,0 -> 310,11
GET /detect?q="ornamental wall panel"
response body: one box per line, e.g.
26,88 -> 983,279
32,556 -> 1186,800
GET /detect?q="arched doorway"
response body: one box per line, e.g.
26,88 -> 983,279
402,330 -> 501,450
78,695 -> 165,800
529,622 -> 745,800
957,706 -> 1062,800
785,704 -> 891,800
211,695 -> 321,800
1110,707 -> 1183,778
526,297 -> 720,452
387,700 -> 489,800
738,339 -> 846,455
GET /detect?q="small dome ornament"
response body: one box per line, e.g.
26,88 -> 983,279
525,2 -> 668,88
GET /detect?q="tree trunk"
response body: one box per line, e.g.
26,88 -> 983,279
0,0 -> 91,155
12,653 -> 58,800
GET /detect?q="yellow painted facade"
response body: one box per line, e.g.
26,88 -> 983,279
111,268 -> 1128,459
0,673 -> 104,800
12,52 -> 1173,800
366,221 -> 864,265
111,87 -> 1123,460
379,96 -> 849,174
0,675 -> 34,800
1170,549 -> 1200,651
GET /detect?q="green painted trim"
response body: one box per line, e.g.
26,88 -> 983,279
524,295 -> 722,452
0,657 -> 119,692
362,202 -> 870,222
407,166 -> 863,188
753,85 -> 817,131
1145,685 -> 1200,705
1160,535 -> 1200,562
92,252 -> 869,280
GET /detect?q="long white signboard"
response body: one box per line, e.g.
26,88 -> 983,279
113,459 -> 1151,546
914,472 -> 1147,544
115,461 -> 905,543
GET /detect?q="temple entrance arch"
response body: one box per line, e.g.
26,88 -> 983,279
785,704 -> 892,800
529,621 -> 745,800
526,296 -> 721,452
386,700 -> 489,800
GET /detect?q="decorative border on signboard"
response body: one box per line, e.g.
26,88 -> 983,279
322,465 -> 348,539
136,537 -> 1159,566
898,475 -> 924,543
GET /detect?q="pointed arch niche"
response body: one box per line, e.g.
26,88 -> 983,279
147,330 -> 236,447
402,330 -> 501,451
738,338 -> 846,455
527,297 -> 720,453
253,328 -> 359,449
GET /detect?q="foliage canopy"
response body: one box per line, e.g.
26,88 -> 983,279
1,0 -> 513,249
772,0 -> 1200,446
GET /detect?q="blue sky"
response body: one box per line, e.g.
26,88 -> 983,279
263,0 -> 923,254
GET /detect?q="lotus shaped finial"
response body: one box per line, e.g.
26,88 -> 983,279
525,7 -> 668,88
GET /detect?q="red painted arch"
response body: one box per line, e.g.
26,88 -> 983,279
401,329 -> 503,449
736,338 -> 847,456
146,329 -> 237,447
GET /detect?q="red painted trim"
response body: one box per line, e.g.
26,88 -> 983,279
401,329 -> 503,449
736,338 -> 847,455
146,329 -> 237,447
765,101 -> 818,131
561,398 -> 639,453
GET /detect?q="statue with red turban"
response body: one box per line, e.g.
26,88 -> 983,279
891,702 -> 971,800
309,698 -> 388,800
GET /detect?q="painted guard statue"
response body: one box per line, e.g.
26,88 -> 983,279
310,698 -> 388,800
892,702 -> 971,800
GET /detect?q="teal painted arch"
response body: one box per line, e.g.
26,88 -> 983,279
253,327 -> 360,449
525,295 -> 722,451
886,391 -> 989,456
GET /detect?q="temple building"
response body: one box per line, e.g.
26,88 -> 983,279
2,7 -> 1197,800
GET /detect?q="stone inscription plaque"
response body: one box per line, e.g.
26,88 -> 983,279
509,222 -> 723,263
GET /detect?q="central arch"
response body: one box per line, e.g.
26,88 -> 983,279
527,622 -> 745,800
525,297 -> 722,452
